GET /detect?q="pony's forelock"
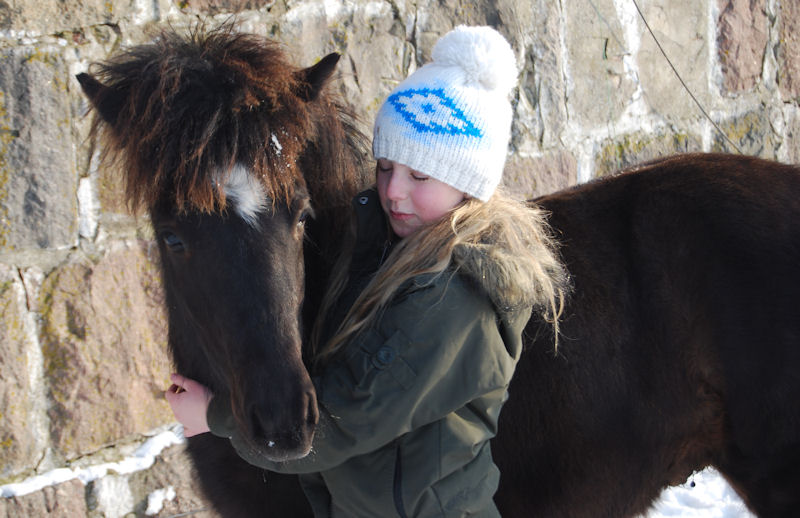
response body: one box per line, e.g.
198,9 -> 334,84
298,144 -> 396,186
89,25 -> 316,214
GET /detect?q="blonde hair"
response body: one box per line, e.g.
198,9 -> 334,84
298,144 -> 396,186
312,187 -> 568,368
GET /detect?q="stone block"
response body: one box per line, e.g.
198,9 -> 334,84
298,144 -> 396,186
595,131 -> 703,177
178,0 -> 276,15
638,0 -> 713,121
128,443 -> 218,517
0,479 -> 86,517
0,46 -> 77,252
778,0 -> 800,100
279,0 -> 567,152
87,474 -> 134,518
503,151 -> 577,200
414,0 -> 482,60
0,0 -> 156,36
0,265 -> 38,481
511,0 -> 568,152
782,104 -> 800,164
711,109 -> 780,159
38,241 -> 171,459
717,0 -> 768,93
562,0 -> 637,128
284,0 -> 405,121
94,160 -> 133,219
71,25 -> 145,227
271,0 -> 404,126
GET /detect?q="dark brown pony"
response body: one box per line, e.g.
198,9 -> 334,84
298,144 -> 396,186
78,27 -> 800,517
78,26 -> 369,515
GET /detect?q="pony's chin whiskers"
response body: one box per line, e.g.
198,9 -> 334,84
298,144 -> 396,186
240,429 -> 315,462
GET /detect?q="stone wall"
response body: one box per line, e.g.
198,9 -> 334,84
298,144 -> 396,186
0,0 -> 797,516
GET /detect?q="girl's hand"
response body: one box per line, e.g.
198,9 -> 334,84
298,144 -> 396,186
165,373 -> 212,437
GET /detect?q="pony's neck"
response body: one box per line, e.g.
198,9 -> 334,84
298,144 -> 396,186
297,95 -> 371,361
301,203 -> 353,360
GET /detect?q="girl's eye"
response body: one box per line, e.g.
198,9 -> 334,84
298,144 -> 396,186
411,173 -> 429,181
377,162 -> 392,173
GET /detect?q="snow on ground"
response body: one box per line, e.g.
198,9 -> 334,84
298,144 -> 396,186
1,424 -> 755,517
644,468 -> 755,518
0,426 -> 183,498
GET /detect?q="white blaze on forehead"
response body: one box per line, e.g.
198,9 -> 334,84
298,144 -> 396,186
271,133 -> 283,156
221,164 -> 268,226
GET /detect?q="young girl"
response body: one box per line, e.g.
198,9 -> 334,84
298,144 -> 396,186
167,25 -> 566,517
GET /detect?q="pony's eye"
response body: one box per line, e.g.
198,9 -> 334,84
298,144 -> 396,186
297,205 -> 315,225
161,232 -> 185,253
297,210 -> 311,228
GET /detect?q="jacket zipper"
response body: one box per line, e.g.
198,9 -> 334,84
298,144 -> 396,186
393,440 -> 409,518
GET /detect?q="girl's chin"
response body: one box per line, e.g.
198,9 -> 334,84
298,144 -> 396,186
389,220 -> 417,238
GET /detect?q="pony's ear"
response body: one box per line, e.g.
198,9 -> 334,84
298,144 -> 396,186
76,72 -> 120,125
295,53 -> 340,102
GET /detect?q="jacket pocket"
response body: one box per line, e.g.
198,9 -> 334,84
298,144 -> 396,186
393,439 -> 409,518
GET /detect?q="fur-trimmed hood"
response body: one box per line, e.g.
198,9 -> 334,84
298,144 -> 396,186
353,188 -> 568,316
451,202 -> 569,314
453,239 -> 554,312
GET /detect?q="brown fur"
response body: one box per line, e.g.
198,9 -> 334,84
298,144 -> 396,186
86,24 -> 366,214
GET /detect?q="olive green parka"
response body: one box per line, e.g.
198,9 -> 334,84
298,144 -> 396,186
208,189 -> 532,517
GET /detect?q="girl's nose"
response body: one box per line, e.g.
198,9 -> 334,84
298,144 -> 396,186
385,165 -> 410,201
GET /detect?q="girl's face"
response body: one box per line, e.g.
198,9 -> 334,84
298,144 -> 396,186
376,158 -> 466,238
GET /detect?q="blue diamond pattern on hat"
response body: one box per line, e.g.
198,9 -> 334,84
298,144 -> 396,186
388,88 -> 483,138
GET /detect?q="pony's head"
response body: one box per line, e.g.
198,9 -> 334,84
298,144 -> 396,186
78,25 -> 366,461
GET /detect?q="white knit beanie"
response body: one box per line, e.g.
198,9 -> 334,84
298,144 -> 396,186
372,25 -> 518,202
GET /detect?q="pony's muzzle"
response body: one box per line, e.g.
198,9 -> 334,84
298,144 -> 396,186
243,383 -> 318,461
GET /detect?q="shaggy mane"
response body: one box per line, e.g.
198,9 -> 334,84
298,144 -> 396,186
88,24 -> 368,213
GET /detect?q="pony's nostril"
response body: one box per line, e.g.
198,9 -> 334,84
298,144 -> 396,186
248,407 -> 269,441
306,390 -> 319,426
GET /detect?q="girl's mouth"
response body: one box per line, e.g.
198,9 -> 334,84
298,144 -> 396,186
390,211 -> 413,221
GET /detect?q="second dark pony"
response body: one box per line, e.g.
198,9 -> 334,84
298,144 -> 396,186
78,27 -> 800,517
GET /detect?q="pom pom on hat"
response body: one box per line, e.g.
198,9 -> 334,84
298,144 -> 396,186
431,25 -> 518,94
372,25 -> 519,201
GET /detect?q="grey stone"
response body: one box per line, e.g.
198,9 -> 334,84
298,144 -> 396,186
275,0 -> 407,125
638,0 -> 714,121
511,0 -> 568,153
0,46 -> 77,252
781,104 -> 800,164
562,0 -> 637,129
178,0 -> 276,15
0,0 -> 150,36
